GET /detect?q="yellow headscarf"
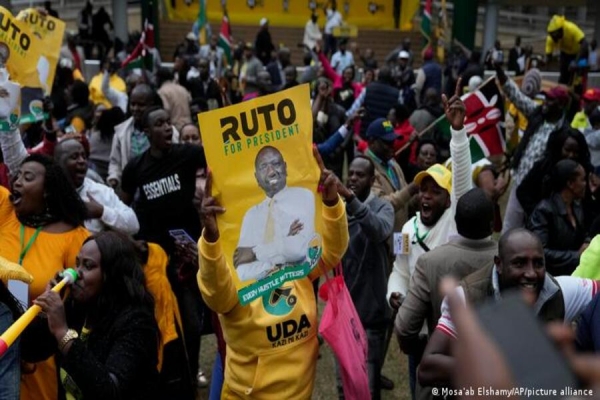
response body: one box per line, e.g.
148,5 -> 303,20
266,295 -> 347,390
547,15 -> 565,33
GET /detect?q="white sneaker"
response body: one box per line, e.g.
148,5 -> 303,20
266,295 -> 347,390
197,371 -> 209,388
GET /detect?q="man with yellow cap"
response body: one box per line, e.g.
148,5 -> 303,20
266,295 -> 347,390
546,14 -> 589,85
386,81 -> 472,397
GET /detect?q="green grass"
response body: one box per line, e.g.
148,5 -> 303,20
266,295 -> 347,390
195,298 -> 411,399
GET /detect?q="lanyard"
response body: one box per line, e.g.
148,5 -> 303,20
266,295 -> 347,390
19,225 -> 42,265
413,218 -> 430,244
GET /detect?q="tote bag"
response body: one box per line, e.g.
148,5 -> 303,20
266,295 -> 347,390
319,264 -> 371,400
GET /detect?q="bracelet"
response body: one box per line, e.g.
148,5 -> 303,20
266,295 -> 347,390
58,329 -> 79,351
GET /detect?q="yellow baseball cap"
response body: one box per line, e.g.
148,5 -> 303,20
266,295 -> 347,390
414,163 -> 452,193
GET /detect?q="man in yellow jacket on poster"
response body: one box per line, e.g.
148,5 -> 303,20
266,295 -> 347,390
197,150 -> 349,399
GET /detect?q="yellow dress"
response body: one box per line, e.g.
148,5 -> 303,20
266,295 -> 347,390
0,187 -> 90,400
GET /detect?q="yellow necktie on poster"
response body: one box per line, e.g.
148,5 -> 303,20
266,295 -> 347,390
264,199 -> 275,243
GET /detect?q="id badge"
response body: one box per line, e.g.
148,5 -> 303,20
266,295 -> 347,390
393,233 -> 410,255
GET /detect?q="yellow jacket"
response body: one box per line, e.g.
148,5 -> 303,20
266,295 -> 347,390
197,199 -> 348,399
546,17 -> 585,56
143,243 -> 182,371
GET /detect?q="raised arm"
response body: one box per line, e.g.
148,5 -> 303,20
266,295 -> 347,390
495,64 -> 538,117
443,78 -> 473,213
308,148 -> 349,280
197,172 -> 238,314
0,126 -> 28,178
317,50 -> 341,83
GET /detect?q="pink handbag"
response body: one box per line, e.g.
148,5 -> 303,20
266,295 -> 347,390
319,264 -> 371,400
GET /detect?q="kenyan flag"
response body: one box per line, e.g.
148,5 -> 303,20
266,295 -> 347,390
218,14 -> 232,66
421,0 -> 432,53
432,78 -> 505,163
121,19 -> 155,71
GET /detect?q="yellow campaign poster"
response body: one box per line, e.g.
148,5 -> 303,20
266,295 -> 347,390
17,8 -> 66,96
198,84 -> 323,306
0,7 -> 46,124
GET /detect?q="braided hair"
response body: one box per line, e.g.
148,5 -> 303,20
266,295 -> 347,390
21,154 -> 87,227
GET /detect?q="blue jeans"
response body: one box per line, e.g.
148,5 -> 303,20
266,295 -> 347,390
209,352 -> 224,400
0,302 -> 19,400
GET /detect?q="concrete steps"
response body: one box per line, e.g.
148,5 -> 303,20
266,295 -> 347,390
159,20 -> 423,68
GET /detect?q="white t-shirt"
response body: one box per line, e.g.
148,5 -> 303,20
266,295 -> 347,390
437,271 -> 599,338
325,9 -> 342,34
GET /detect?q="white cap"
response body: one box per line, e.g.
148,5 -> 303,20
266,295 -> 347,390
260,17 -> 268,26
398,50 -> 410,59
186,32 -> 197,41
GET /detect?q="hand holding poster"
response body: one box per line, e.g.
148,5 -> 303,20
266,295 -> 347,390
198,84 -> 323,306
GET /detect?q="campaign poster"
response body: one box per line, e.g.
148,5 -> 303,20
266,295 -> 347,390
0,7 -> 46,124
17,8 -> 66,96
198,84 -> 323,306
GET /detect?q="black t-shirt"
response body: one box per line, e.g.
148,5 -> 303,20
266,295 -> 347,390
122,144 -> 206,255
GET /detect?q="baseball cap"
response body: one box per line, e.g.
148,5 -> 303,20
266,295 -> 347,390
186,32 -> 197,41
583,88 -> 600,102
398,50 -> 410,59
260,17 -> 268,26
414,164 -> 452,193
366,118 -> 397,143
543,86 -> 569,106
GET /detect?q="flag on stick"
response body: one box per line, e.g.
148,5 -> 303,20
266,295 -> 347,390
395,77 -> 505,164
218,13 -> 232,65
421,0 -> 432,54
121,19 -> 155,70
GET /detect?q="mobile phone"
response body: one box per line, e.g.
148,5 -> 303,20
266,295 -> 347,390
475,292 -> 577,392
169,229 -> 195,244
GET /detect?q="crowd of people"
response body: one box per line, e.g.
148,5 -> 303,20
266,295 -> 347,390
1,1 -> 600,399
